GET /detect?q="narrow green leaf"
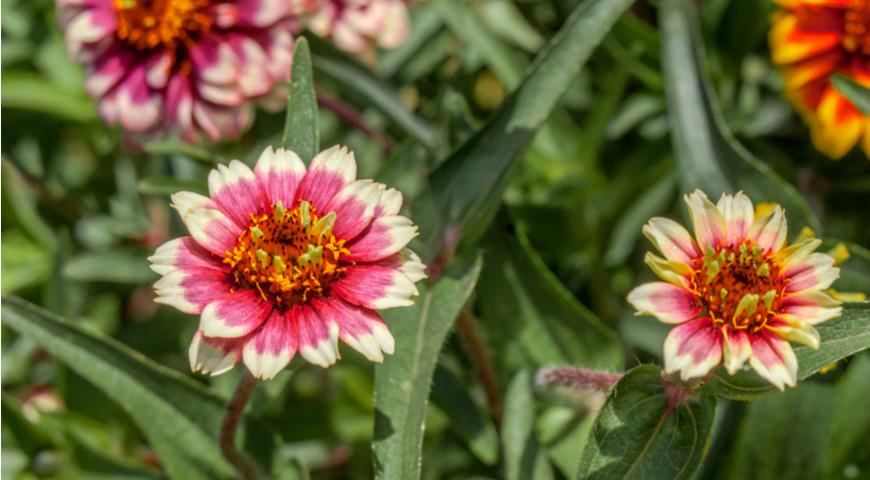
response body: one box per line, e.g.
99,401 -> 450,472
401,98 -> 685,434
372,255 -> 482,480
431,366 -> 499,465
708,302 -> 870,399
63,249 -> 157,284
577,365 -> 716,480
659,0 -> 819,231
823,355 -> 870,476
502,370 -> 555,480
1,73 -> 97,121
1,159 -> 57,254
832,74 -> 870,115
282,37 -> 319,163
477,211 -> 623,377
309,38 -> 438,151
1,296 -> 269,480
424,0 -> 635,251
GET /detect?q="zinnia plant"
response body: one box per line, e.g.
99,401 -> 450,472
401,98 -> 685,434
56,0 -> 309,143
769,0 -> 870,158
628,190 -> 842,390
149,145 -> 425,379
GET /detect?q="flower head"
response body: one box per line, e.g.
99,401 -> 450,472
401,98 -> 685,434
627,190 -> 842,390
307,0 -> 410,60
769,0 -> 870,159
149,145 -> 426,379
57,0 -> 311,143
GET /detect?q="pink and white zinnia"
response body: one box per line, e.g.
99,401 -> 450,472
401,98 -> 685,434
307,0 -> 410,59
57,0 -> 308,143
627,190 -> 841,390
149,145 -> 426,379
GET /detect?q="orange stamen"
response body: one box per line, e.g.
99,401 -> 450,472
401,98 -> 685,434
113,0 -> 212,51
223,201 -> 351,307
843,0 -> 870,55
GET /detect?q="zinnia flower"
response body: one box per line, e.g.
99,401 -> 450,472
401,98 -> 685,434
307,0 -> 410,59
769,0 -> 870,159
627,190 -> 842,390
148,145 -> 426,379
57,0 -> 309,143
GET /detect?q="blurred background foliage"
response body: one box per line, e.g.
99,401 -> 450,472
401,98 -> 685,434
2,0 -> 869,478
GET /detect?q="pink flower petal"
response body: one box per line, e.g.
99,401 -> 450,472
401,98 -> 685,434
296,145 -> 357,212
199,289 -> 272,338
781,290 -> 842,325
208,160 -> 268,227
722,329 -> 752,375
291,304 -> 340,367
343,215 -> 418,262
178,204 -> 241,256
190,36 -> 239,85
376,0 -> 409,48
312,297 -> 394,362
642,217 -> 700,264
663,317 -> 723,380
189,330 -> 245,375
150,237 -> 230,314
324,180 -> 383,241
114,65 -> 162,133
228,34 -> 274,97
750,205 -> 788,254
766,315 -> 821,349
375,249 -> 427,283
332,265 -> 419,310
784,253 -> 840,293
242,309 -> 297,379
627,282 -> 701,324
716,191 -> 754,247
254,146 -> 307,207
684,190 -> 726,250
748,333 -> 798,390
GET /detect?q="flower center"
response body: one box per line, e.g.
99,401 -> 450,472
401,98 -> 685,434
843,0 -> 870,55
223,201 -> 351,308
691,241 -> 786,333
113,0 -> 212,51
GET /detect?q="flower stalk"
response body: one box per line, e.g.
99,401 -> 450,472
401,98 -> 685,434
219,371 -> 260,480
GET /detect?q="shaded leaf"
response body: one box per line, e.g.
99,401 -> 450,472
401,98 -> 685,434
1,73 -> 96,121
431,366 -> 499,466
283,37 -> 319,163
577,365 -> 716,480
502,370 -> 554,480
138,175 -> 208,196
63,249 -> 157,284
659,0 -> 819,231
708,302 -> 870,399
1,296 -> 272,480
372,255 -> 482,480
424,0 -> 636,252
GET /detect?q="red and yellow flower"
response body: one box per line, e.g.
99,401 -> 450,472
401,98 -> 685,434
769,0 -> 870,159
57,0 -> 311,143
149,145 -> 425,379
627,191 -> 842,390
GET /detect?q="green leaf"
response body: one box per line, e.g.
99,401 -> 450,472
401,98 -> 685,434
832,74 -> 870,115
577,365 -> 716,480
142,142 -> 221,165
309,39 -> 438,151
424,0 -> 635,251
1,73 -> 97,121
372,255 -> 482,480
430,366 -> 499,465
723,382 -> 835,480
282,37 -> 319,163
138,175 -> 208,196
659,0 -> 819,231
1,158 -> 57,253
477,211 -> 623,377
1,296 -> 270,480
502,370 -> 554,480
823,354 -> 870,476
708,302 -> 870,399
63,249 -> 157,284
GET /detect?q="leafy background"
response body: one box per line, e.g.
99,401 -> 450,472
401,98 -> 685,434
2,0 -> 870,479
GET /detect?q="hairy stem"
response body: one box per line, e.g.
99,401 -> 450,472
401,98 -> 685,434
220,371 -> 259,480
536,366 -> 622,392
457,309 -> 503,424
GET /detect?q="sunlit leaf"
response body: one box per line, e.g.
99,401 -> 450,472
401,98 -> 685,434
502,370 -> 554,480
577,365 -> 716,479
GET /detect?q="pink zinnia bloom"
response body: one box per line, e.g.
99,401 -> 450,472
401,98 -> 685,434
627,190 -> 842,390
148,145 -> 426,379
307,0 -> 410,58
57,0 -> 310,143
